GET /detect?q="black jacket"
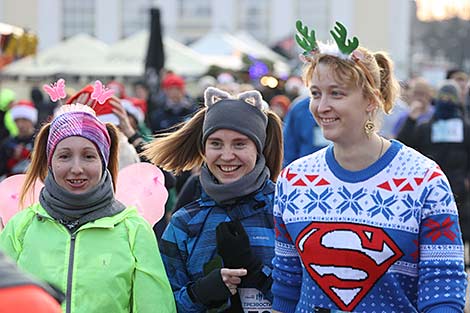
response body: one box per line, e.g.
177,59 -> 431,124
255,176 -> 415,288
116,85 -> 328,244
397,116 -> 470,240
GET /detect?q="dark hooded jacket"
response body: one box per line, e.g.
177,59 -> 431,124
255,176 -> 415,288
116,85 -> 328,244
397,94 -> 470,240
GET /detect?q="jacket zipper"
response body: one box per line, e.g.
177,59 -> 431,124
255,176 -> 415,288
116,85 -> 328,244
65,233 -> 77,313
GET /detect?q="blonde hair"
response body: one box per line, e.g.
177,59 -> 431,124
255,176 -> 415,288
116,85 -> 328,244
302,47 -> 400,115
142,108 -> 284,181
19,122 -> 121,207
409,77 -> 435,99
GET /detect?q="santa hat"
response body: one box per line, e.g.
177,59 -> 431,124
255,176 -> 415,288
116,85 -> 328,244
10,100 -> 38,124
93,101 -> 120,125
121,98 -> 144,123
161,73 -> 185,90
66,85 -> 120,125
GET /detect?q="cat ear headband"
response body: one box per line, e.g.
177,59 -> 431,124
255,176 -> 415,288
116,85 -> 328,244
204,86 -> 268,111
202,86 -> 268,152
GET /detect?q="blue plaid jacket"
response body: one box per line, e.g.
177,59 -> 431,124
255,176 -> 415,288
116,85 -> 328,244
160,180 -> 275,312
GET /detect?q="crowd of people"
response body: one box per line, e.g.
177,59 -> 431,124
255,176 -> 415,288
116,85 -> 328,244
0,19 -> 469,313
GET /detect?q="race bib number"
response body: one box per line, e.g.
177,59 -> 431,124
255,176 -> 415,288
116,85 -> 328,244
431,118 -> 464,143
239,288 -> 271,313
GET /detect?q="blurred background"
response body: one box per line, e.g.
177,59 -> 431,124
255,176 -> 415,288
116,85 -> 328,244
0,0 -> 469,97
1,1 -> 470,310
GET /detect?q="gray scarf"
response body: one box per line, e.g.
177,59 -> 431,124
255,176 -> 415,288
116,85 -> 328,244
39,170 -> 125,232
200,154 -> 270,205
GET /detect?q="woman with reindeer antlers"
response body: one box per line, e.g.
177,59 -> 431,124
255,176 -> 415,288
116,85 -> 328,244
0,80 -> 176,313
271,21 -> 467,313
142,86 -> 283,312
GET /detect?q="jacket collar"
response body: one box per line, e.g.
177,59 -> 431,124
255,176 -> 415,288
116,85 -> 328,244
31,203 -> 138,230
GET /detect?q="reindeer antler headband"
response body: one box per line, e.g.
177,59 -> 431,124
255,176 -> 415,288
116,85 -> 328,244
295,20 -> 376,88
296,20 -> 360,61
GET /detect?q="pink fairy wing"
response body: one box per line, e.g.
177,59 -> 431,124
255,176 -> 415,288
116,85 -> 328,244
116,163 -> 168,225
42,84 -> 59,102
0,174 -> 44,226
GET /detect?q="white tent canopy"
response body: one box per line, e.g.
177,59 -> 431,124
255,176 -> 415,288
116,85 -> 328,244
102,30 -> 209,77
190,30 -> 290,75
233,31 -> 288,64
2,34 -> 109,77
3,31 -> 210,78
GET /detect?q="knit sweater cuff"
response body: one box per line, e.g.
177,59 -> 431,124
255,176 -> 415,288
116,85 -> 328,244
272,297 -> 297,313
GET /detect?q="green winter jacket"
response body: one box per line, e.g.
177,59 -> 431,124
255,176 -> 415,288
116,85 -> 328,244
0,203 -> 176,313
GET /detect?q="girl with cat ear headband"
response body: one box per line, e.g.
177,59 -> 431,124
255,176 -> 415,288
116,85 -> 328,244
143,86 -> 283,312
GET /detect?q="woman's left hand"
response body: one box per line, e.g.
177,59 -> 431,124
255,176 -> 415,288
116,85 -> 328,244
109,97 -> 135,137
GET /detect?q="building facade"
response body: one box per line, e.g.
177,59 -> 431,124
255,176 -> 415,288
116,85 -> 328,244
0,0 -> 412,78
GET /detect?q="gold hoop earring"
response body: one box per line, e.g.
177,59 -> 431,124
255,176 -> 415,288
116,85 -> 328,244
364,113 -> 375,138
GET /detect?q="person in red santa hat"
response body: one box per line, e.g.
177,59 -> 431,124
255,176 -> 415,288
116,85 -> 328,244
0,100 -> 38,179
149,72 -> 197,134
148,72 -> 198,197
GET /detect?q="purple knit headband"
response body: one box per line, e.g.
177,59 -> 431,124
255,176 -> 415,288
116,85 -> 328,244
47,111 -> 111,166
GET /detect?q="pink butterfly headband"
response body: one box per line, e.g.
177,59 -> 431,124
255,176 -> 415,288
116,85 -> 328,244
47,79 -> 116,111
42,78 -> 66,104
90,80 -> 115,105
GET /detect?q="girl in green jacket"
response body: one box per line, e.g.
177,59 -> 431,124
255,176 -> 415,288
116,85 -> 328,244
0,103 -> 176,313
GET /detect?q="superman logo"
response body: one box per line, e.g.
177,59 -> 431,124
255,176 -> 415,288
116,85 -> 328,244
296,222 -> 403,311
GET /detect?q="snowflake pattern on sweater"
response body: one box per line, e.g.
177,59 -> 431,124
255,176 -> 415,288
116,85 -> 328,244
272,140 -> 467,313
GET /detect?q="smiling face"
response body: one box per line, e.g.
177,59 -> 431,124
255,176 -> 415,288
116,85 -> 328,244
51,136 -> 102,194
309,62 -> 373,144
204,129 -> 258,184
